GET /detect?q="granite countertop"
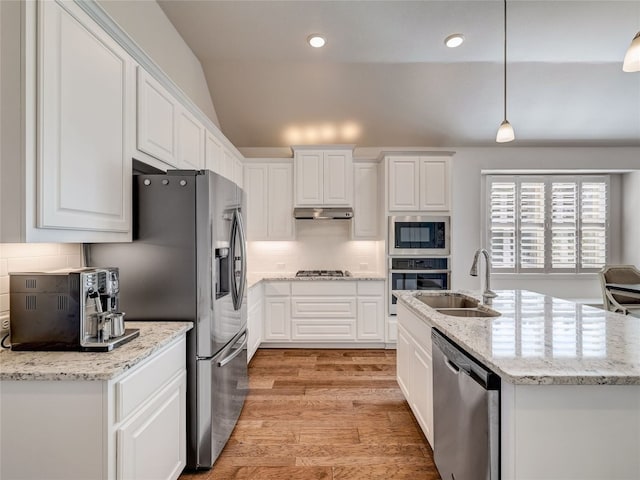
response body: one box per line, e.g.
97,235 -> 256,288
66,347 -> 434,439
248,273 -> 386,288
396,290 -> 640,386
0,321 -> 193,381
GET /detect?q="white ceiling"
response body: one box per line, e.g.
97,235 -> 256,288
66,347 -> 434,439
158,0 -> 640,149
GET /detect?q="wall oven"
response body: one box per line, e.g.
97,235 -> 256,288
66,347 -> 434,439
389,216 -> 450,256
388,257 -> 450,315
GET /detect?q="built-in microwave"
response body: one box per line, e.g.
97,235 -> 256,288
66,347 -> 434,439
389,216 -> 450,256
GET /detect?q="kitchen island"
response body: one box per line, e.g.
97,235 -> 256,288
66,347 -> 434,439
396,290 -> 640,480
0,321 -> 192,480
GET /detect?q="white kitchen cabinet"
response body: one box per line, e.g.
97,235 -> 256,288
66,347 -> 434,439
261,280 -> 385,345
233,158 -> 244,188
294,147 -> 353,207
0,335 -> 187,480
177,108 -> 205,170
244,161 -> 294,240
397,302 -> 434,446
1,0 -> 135,242
205,130 -> 224,175
137,68 -> 178,167
353,161 -> 380,239
247,282 -> 264,362
388,155 -> 451,212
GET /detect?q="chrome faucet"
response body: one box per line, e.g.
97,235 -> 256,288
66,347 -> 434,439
470,248 -> 497,304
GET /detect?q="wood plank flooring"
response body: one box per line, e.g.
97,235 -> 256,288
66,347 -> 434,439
179,348 -> 441,480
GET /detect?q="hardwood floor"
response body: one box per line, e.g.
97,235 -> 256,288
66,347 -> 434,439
180,348 -> 441,480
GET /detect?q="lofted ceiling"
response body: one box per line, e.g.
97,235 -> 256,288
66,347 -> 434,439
158,0 -> 640,150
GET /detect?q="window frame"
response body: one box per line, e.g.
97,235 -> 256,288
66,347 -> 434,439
485,174 -> 610,274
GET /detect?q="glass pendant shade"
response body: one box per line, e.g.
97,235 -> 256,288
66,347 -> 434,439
623,32 -> 640,72
496,120 -> 515,143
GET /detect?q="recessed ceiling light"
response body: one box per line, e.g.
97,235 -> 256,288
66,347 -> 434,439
444,33 -> 465,48
307,34 -> 326,48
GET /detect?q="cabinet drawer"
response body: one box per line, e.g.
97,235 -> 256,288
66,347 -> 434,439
357,281 -> 385,295
115,337 -> 186,422
292,298 -> 356,318
264,281 -> 290,296
291,281 -> 357,296
292,320 -> 356,340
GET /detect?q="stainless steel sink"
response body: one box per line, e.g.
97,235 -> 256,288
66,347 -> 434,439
435,308 -> 500,318
415,294 -> 479,309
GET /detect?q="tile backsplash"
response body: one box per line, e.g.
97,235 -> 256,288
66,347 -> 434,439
247,221 -> 384,275
0,243 -> 82,332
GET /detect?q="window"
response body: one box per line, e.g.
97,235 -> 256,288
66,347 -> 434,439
486,175 -> 608,273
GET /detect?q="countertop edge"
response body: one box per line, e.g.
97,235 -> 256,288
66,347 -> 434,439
0,322 -> 193,382
248,274 -> 386,289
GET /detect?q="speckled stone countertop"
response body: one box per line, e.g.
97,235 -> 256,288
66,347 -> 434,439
0,322 -> 193,381
396,290 -> 640,386
248,273 -> 385,288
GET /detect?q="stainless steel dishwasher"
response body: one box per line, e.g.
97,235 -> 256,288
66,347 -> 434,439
432,329 -> 501,480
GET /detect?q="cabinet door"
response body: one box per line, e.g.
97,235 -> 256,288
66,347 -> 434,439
39,0 -> 132,234
357,297 -> 384,341
419,157 -> 450,211
247,286 -> 263,362
353,163 -> 379,238
411,341 -> 434,446
388,157 -> 420,211
323,151 -> 352,205
177,108 -> 205,170
244,165 -> 268,239
137,68 -> 178,166
264,297 -> 291,341
205,131 -> 224,174
396,324 -> 412,398
117,371 -> 187,480
268,163 -> 295,239
233,158 -> 244,188
295,150 -> 323,205
222,149 -> 235,181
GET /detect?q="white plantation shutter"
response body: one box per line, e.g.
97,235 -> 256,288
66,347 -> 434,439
487,175 -> 608,274
489,182 -> 516,270
580,181 -> 607,269
519,182 -> 545,270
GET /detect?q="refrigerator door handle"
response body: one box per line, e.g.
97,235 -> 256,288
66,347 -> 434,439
236,209 -> 248,307
217,330 -> 248,367
229,208 -> 247,311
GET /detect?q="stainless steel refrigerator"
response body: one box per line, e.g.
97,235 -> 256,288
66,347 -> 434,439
87,169 -> 248,470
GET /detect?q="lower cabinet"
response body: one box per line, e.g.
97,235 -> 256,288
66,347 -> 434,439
262,280 -> 385,345
0,336 -> 187,480
397,302 -> 434,446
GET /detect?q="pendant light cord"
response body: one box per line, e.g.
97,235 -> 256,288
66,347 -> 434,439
503,0 -> 508,121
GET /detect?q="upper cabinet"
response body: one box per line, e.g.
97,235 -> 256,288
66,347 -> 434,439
1,0 -> 134,242
244,161 -> 294,240
388,155 -> 451,212
138,68 -> 205,171
294,147 -> 353,207
353,161 -> 381,239
137,69 -> 178,166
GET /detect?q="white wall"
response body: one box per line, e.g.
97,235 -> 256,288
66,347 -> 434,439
0,244 -> 82,335
97,0 -> 220,128
451,146 -> 640,301
248,221 -> 384,276
622,171 -> 640,267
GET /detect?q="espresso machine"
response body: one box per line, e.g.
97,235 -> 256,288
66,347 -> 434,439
9,267 -> 139,351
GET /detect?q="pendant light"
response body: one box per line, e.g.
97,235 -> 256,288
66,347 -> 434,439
623,31 -> 640,72
496,0 -> 515,143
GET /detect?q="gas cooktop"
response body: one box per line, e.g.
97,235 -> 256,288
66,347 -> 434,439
295,270 -> 351,278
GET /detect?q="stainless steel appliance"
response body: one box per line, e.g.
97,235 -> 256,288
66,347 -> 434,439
389,215 -> 450,256
9,267 -> 138,351
432,329 -> 500,480
86,170 -> 248,470
388,257 -> 450,315
295,270 -> 352,277
293,207 -> 353,220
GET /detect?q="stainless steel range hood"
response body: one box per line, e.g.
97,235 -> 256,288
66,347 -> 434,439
293,207 -> 353,220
